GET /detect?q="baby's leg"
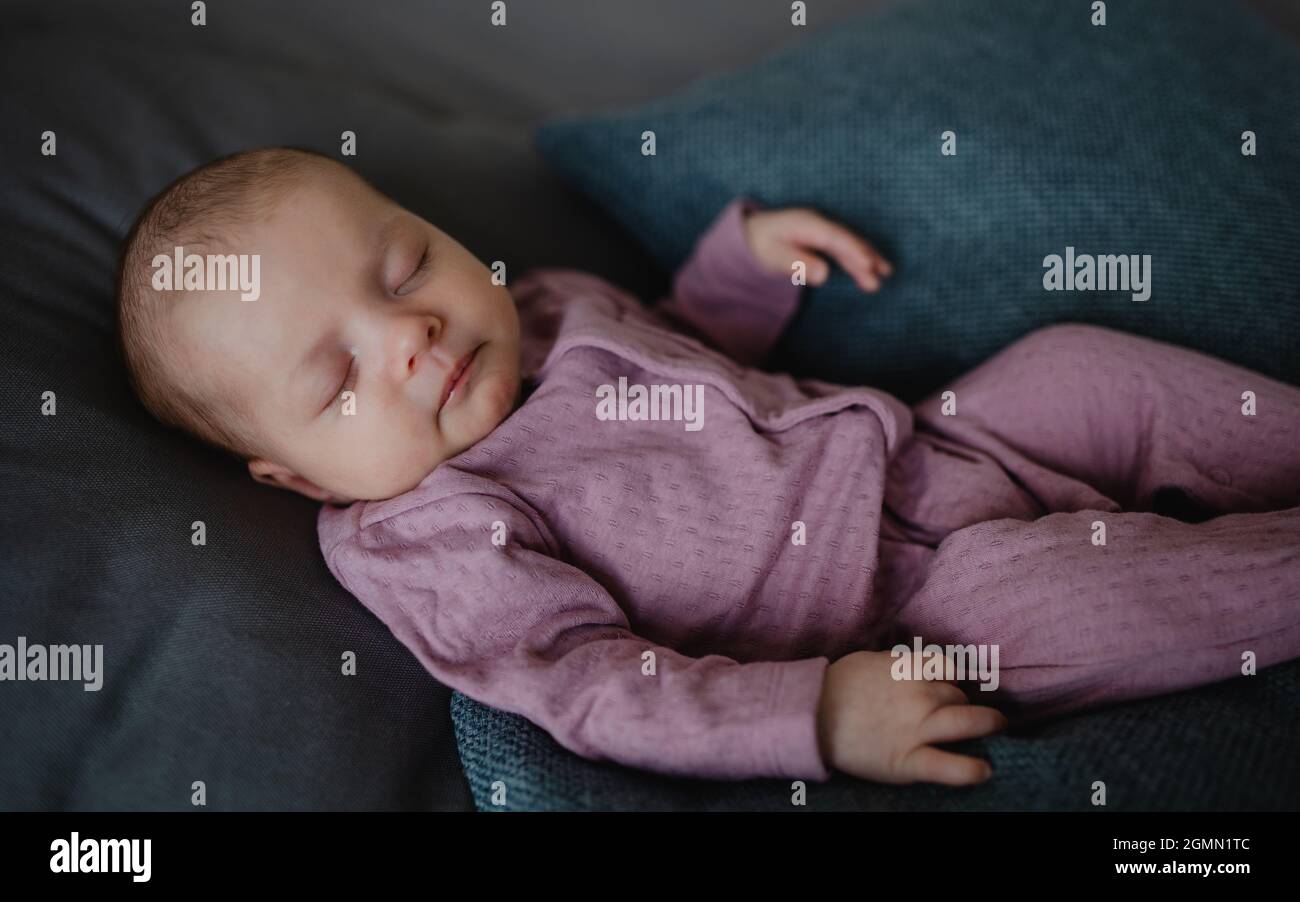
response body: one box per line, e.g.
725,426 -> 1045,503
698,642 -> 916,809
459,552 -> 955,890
885,507 -> 1300,720
914,323 -> 1300,516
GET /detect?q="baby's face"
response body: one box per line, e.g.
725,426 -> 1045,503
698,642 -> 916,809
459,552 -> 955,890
172,164 -> 522,503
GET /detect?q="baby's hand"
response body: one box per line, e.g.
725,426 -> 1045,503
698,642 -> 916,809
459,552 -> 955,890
742,206 -> 893,293
816,649 -> 1008,785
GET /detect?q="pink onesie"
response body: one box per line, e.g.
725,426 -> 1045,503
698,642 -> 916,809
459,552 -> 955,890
318,198 -> 1300,782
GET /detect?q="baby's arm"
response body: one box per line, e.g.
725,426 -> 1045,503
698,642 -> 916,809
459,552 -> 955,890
326,482 -> 1005,783
655,198 -> 892,367
325,483 -> 831,782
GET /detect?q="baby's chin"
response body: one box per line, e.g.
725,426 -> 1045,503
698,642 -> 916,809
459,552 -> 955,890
364,368 -> 521,501
327,357 -> 523,503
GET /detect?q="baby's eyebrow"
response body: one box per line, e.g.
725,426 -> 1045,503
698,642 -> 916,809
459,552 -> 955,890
375,212 -> 403,249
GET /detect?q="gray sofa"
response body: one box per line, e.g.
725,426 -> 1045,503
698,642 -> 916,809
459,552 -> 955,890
1,0 -> 1295,810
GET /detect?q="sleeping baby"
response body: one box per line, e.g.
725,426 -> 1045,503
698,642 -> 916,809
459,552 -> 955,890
115,147 -> 1300,786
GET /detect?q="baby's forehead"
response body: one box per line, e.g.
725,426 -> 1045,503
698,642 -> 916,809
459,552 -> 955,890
272,162 -> 380,221
240,176 -> 391,270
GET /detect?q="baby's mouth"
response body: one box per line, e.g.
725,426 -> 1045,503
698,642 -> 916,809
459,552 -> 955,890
438,343 -> 482,412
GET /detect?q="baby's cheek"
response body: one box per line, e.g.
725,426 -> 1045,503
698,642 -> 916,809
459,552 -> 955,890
364,441 -> 437,499
325,415 -> 416,498
475,371 -> 519,431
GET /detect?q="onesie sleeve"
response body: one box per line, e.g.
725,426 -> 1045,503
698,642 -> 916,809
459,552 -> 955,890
653,198 -> 804,367
324,488 -> 832,782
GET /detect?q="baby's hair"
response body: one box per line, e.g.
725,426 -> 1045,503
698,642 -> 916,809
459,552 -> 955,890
114,146 -> 338,464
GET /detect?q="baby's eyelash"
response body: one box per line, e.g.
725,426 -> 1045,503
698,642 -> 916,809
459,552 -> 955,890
394,245 -> 433,296
412,246 -> 432,278
334,354 -> 358,405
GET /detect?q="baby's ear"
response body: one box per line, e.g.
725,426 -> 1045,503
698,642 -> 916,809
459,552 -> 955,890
247,458 -> 350,504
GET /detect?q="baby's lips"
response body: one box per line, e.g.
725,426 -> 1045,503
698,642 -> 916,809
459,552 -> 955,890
437,345 -> 478,411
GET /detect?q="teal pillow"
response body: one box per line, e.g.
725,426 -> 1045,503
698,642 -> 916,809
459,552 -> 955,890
536,0 -> 1300,399
453,659 -> 1300,810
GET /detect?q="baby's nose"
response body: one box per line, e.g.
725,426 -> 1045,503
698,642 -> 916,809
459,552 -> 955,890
404,321 -> 446,373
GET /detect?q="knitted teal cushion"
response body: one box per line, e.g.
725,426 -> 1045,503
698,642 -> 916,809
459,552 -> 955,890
535,0 -> 1300,400
452,660 -> 1300,810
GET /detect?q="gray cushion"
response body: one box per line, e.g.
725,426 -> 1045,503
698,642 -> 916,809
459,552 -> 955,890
0,8 -> 658,810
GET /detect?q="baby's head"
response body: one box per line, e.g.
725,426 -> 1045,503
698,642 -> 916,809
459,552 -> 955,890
115,148 -> 522,504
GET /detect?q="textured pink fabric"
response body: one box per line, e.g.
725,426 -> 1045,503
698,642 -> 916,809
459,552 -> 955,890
877,324 -> 1300,721
319,198 -> 911,781
319,197 -> 1300,782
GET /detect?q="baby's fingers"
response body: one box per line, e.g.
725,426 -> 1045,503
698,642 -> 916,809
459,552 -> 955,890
900,746 -> 994,786
791,250 -> 833,286
919,703 -> 1009,746
793,217 -> 892,293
